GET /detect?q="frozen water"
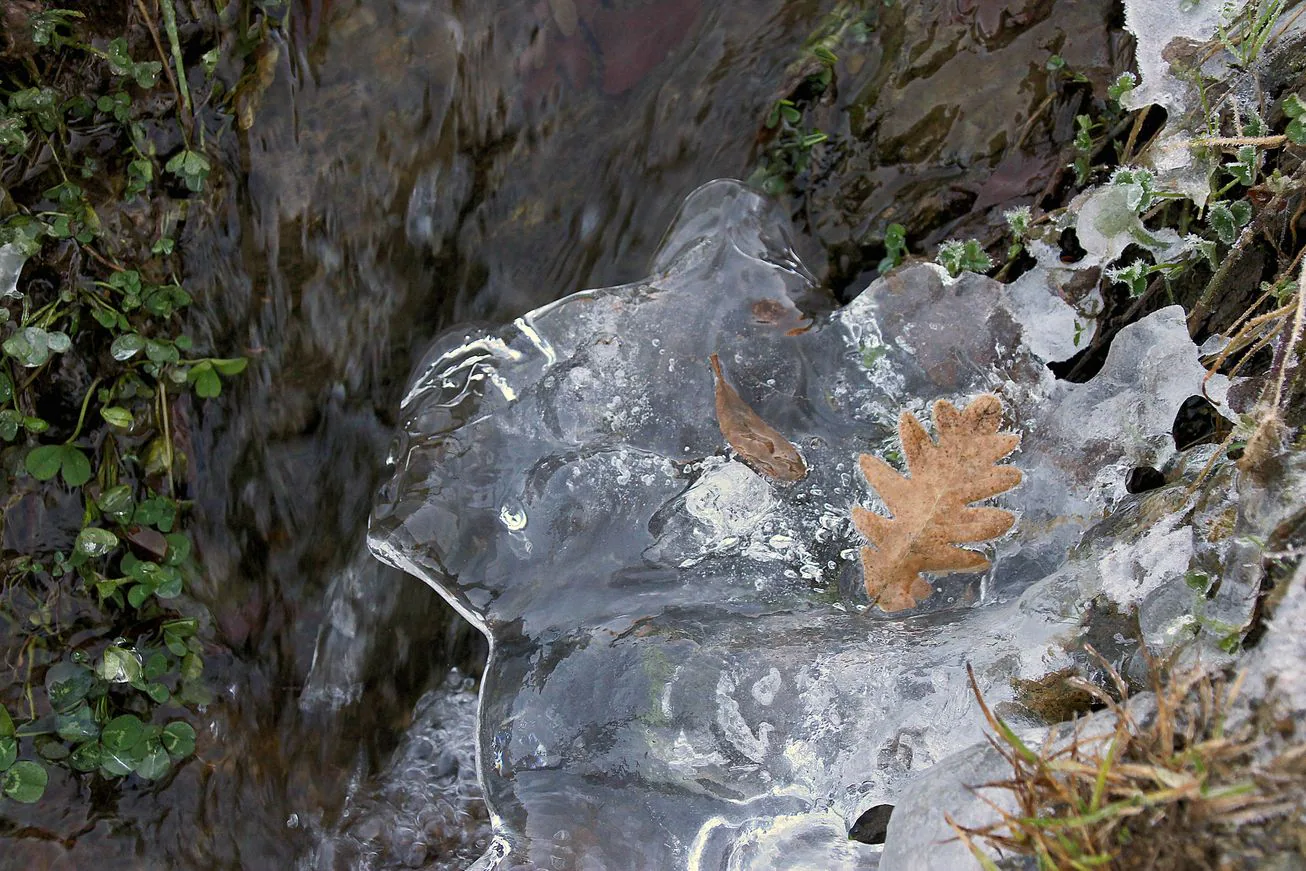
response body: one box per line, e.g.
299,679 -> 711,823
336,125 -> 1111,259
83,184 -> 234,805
369,180 -> 1276,869
1122,0 -> 1240,117
1070,180 -> 1186,267
300,673 -> 488,870
0,242 -> 28,299
1119,0 -> 1243,205
302,539 -> 413,711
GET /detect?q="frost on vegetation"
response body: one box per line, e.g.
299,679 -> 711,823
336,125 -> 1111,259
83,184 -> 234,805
1116,0 -> 1306,204
369,181 -> 1293,870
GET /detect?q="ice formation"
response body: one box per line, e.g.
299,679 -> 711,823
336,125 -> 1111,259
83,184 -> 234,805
366,178 -> 1280,869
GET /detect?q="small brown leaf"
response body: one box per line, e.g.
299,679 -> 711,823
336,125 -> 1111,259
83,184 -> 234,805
853,394 -> 1021,612
124,525 -> 169,561
710,353 -> 807,483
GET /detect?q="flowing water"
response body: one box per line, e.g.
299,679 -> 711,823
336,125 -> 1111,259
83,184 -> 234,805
0,0 -> 1121,867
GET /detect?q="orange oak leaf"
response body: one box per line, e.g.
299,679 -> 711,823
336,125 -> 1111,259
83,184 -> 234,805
852,394 -> 1021,612
710,353 -> 808,483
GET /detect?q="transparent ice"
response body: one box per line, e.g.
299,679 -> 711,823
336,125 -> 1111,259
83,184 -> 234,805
0,242 -> 27,300
369,180 -> 1277,869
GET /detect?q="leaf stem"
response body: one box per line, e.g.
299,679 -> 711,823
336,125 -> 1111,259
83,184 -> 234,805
65,377 -> 103,445
159,383 -> 174,496
135,0 -> 184,124
157,0 -> 193,126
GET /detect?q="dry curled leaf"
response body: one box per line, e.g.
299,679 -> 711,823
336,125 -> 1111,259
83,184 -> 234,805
710,353 -> 807,482
853,394 -> 1021,612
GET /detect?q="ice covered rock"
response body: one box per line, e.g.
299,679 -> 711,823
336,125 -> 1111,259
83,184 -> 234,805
369,180 -> 1265,869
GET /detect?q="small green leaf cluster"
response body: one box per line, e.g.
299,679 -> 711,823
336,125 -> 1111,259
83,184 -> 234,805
1003,206 -> 1033,259
0,650 -> 199,803
750,97 -> 831,196
936,239 -> 993,278
1284,94 -> 1306,145
1208,199 -> 1252,245
878,223 -> 909,274
1105,258 -> 1183,298
29,9 -> 85,50
105,37 -> 163,90
747,6 -> 869,197
1046,54 -> 1089,85
165,150 -> 212,193
1107,72 -> 1137,104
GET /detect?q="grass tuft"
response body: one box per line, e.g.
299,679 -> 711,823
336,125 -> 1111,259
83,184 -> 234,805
953,653 -> 1306,869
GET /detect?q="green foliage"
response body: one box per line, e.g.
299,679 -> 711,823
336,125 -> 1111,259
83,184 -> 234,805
1046,53 -> 1088,84
165,150 -> 212,193
3,326 -> 71,367
29,9 -> 85,49
1106,259 -> 1152,298
3,761 -> 48,803
187,357 -> 248,397
1072,114 -> 1099,184
1110,167 -> 1160,212
25,444 -> 92,487
105,38 -> 163,89
1283,94 -> 1306,145
1107,72 -> 1137,104
747,5 -> 871,196
1218,0 -> 1286,67
878,223 -> 909,274
0,1 -> 257,806
936,239 -> 993,277
1224,144 -> 1260,188
1208,199 -> 1253,245
1004,206 -> 1032,259
750,100 -> 830,195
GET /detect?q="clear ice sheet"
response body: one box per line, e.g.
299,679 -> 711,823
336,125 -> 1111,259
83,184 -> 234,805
369,180 -> 1267,869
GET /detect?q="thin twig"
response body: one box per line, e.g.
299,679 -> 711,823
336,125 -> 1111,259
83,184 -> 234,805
1122,104 -> 1152,164
1194,134 -> 1289,148
1268,260 -> 1306,411
1015,91 -> 1057,151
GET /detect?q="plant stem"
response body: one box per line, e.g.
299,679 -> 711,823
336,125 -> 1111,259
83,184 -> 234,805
136,0 -> 187,130
157,0 -> 193,124
65,377 -> 103,444
1196,134 -> 1288,148
159,382 -> 174,496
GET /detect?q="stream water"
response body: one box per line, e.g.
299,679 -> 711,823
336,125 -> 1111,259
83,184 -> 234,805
1,0 -> 1122,867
